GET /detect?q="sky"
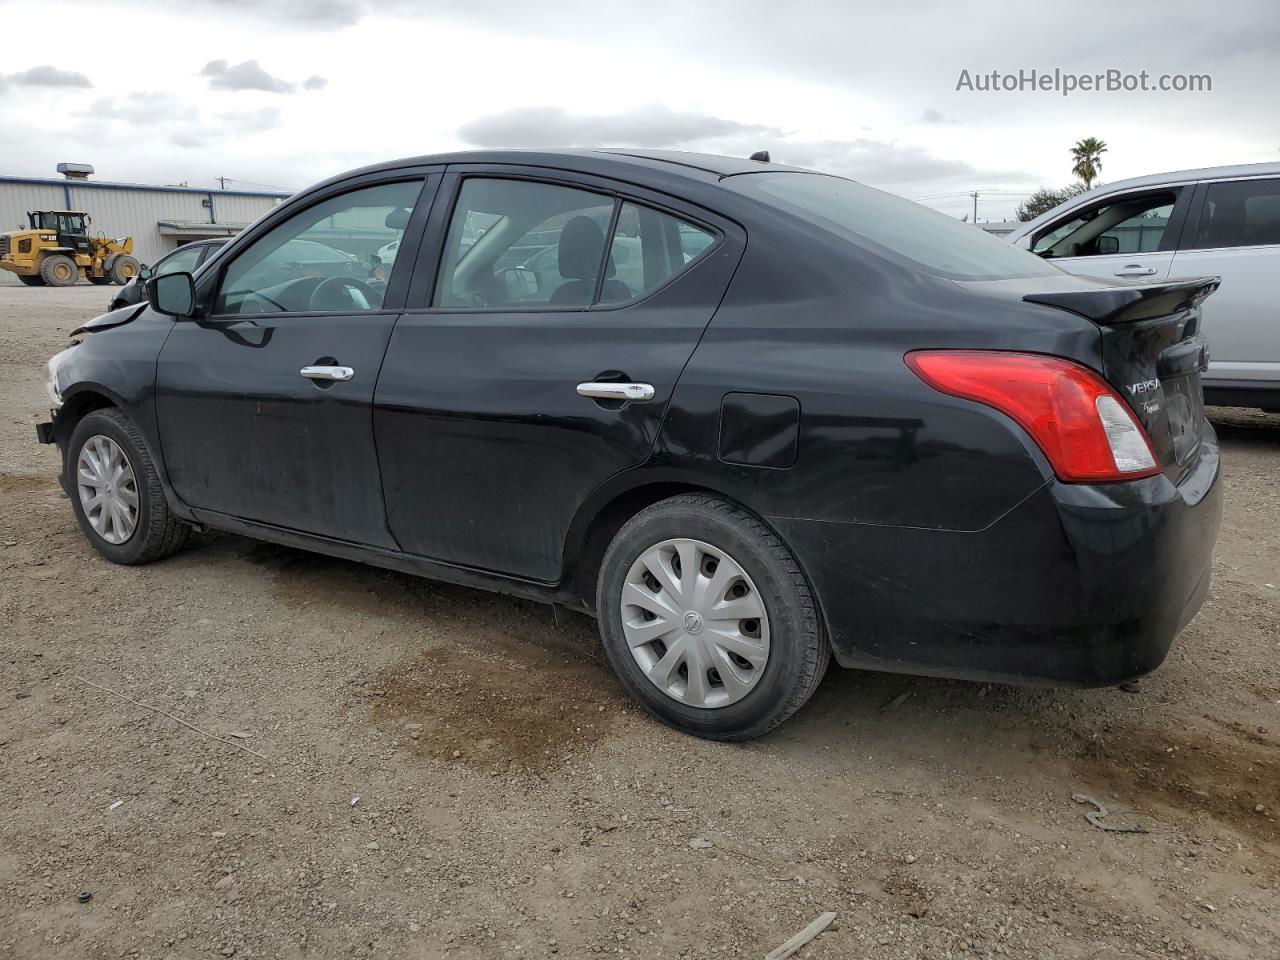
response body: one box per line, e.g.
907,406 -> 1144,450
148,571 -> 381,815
0,0 -> 1276,221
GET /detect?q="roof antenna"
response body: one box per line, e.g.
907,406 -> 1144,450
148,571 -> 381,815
748,150 -> 771,163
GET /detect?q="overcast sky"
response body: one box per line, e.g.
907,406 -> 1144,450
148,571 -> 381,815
0,0 -> 1276,220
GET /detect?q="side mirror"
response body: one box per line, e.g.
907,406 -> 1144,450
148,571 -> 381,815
147,272 -> 197,318
1096,235 -> 1120,255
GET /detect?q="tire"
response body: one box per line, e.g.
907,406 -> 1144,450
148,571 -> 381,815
18,274 -> 46,286
66,408 -> 190,565
107,254 -> 140,285
40,254 -> 79,287
597,494 -> 829,740
87,274 -> 111,285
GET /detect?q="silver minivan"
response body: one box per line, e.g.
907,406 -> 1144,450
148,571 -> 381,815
1006,163 -> 1280,411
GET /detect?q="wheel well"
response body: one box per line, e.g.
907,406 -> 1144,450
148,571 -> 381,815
56,391 -> 116,443
566,481 -> 714,610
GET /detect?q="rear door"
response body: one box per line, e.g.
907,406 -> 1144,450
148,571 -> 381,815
156,173 -> 438,547
374,167 -> 744,581
1167,176 -> 1280,379
1031,188 -> 1191,283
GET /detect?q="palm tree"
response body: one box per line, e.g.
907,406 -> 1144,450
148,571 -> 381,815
1070,137 -> 1108,190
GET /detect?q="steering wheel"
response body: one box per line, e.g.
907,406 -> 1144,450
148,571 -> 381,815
308,276 -> 380,312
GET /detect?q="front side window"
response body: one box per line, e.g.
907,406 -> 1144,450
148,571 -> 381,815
1187,179 -> 1280,250
1032,192 -> 1179,257
434,178 -> 717,309
155,244 -> 205,277
214,180 -> 422,315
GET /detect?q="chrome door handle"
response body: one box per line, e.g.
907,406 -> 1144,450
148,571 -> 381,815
576,381 -> 655,402
300,365 -> 354,382
1114,266 -> 1157,277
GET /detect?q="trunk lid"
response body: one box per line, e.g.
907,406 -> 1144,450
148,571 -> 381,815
1021,276 -> 1219,479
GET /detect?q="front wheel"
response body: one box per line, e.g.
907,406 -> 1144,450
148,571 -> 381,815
66,408 -> 190,565
597,495 -> 829,740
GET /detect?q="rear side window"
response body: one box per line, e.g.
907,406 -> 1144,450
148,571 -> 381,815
434,178 -> 717,309
1187,179 -> 1280,250
739,173 -> 1060,280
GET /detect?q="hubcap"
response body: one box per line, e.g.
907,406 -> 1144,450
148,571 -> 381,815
76,435 -> 139,545
621,538 -> 770,709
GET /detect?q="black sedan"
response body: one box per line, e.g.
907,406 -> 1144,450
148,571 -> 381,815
107,239 -> 227,312
38,150 -> 1222,740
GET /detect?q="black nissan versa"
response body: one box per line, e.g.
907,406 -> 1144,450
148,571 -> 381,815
37,150 -> 1223,740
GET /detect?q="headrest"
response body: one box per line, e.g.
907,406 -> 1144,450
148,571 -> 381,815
557,216 -> 613,280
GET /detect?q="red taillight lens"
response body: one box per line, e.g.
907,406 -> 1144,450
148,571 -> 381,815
905,350 -> 1160,483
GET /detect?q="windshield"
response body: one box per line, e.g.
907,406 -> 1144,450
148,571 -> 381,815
735,173 -> 1062,281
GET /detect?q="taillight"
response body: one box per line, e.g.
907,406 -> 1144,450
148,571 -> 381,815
905,350 -> 1160,483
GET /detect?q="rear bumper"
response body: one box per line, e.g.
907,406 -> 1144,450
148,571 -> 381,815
771,425 -> 1222,687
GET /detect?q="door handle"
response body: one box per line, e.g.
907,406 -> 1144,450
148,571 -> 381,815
301,365 -> 355,382
1114,266 -> 1157,277
576,381 -> 655,402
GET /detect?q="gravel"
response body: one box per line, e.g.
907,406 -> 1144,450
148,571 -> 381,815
1,285 -> 1277,959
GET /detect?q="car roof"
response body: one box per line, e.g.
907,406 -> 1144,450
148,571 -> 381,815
321,148 -> 811,188
1080,160 -> 1280,193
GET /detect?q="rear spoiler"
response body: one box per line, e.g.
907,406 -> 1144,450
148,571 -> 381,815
1022,277 -> 1220,326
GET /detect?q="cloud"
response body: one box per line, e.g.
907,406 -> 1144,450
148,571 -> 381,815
217,106 -> 284,134
920,108 -> 956,125
79,92 -> 188,125
456,105 -> 1026,192
774,138 -> 1029,189
4,65 -> 92,88
201,59 -> 295,93
202,0 -> 367,27
302,75 -> 328,91
459,106 -> 783,149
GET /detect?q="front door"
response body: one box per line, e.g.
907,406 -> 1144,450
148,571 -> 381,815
155,176 -> 435,547
374,170 -> 742,581
1032,188 -> 1189,283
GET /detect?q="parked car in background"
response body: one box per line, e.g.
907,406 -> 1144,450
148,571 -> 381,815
1006,162 -> 1280,411
108,239 -> 226,312
39,150 -> 1222,740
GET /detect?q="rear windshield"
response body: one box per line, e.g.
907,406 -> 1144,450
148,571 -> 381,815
736,172 -> 1062,281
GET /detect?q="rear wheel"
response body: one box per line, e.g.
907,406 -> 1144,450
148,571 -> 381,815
18,275 -> 46,286
597,495 -> 829,740
107,254 -> 140,285
40,254 -> 78,287
67,408 -> 190,565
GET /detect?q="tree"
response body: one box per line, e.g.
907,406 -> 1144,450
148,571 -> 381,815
1015,182 -> 1089,222
1070,137 -> 1108,189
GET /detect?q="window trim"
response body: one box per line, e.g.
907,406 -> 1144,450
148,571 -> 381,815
199,172 -> 437,321
414,168 -> 726,316
1176,175 -> 1280,254
1031,187 -> 1189,259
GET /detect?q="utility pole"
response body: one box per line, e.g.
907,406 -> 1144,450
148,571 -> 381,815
970,191 -> 979,224
216,177 -> 230,190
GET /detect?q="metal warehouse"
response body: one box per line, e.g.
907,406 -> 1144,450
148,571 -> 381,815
0,166 -> 289,284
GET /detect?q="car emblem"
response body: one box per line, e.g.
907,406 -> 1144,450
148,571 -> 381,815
683,611 -> 704,634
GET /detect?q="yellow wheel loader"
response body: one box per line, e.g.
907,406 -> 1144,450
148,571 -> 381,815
0,211 -> 139,287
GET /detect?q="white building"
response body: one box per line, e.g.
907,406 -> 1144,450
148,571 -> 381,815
0,165 -> 289,284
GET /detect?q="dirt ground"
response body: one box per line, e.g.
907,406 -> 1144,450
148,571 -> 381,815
1,285 -> 1277,960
